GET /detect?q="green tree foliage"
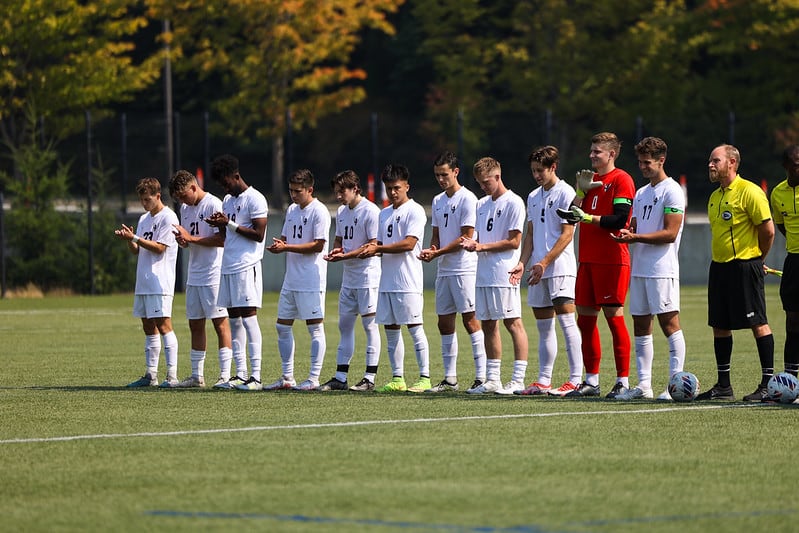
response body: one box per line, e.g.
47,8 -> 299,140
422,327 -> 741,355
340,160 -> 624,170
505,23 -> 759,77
0,0 -> 161,150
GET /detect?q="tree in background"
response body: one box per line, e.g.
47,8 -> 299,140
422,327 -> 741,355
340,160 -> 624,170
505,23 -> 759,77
149,0 -> 404,206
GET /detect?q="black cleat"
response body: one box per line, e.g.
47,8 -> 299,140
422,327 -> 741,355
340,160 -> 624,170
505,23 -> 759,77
349,378 -> 375,392
695,383 -> 735,401
318,377 -> 348,391
742,384 -> 768,402
606,381 -> 628,399
565,382 -> 601,398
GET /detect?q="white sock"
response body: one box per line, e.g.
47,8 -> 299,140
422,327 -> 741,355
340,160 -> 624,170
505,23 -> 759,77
163,331 -> 178,380
363,314 -> 380,370
487,359 -> 501,382
336,313 -> 357,368
409,325 -> 429,377
635,334 -> 654,390
276,323 -> 295,378
536,317 -> 557,386
190,349 -> 206,378
512,359 -> 528,383
558,312 -> 583,384
242,315 -> 262,381
230,317 -> 248,379
218,346 -> 232,381
385,328 -> 404,377
308,322 -> 326,381
441,333 -> 458,379
586,373 -> 599,387
668,329 -> 686,376
145,334 -> 160,375
470,330 -> 486,381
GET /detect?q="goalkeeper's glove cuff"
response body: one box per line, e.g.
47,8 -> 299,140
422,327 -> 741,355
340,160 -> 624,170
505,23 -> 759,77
576,189 -> 585,199
581,212 -> 592,223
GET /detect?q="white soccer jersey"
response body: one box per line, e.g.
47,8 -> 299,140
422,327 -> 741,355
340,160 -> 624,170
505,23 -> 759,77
378,199 -> 426,293
335,197 -> 381,289
475,190 -> 526,287
431,186 -> 478,276
220,186 -> 268,274
134,205 -> 179,296
526,179 -> 577,279
281,198 -> 330,292
181,192 -> 223,286
630,177 -> 685,278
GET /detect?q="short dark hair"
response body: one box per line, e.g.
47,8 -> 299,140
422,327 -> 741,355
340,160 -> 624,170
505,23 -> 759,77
168,170 -> 197,197
136,177 -> 161,197
381,163 -> 410,183
331,170 -> 361,193
434,151 -> 458,169
528,146 -> 559,167
211,154 -> 239,182
634,137 -> 668,159
288,168 -> 315,188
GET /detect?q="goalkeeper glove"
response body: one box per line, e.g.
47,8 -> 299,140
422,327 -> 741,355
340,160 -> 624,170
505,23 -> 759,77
556,205 -> 592,224
575,169 -> 601,198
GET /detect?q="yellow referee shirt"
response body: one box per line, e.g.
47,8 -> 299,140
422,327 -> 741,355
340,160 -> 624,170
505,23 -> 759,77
770,179 -> 799,253
707,175 -> 771,263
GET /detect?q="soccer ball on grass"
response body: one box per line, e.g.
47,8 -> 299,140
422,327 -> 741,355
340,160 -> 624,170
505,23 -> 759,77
668,371 -> 700,402
766,372 -> 799,404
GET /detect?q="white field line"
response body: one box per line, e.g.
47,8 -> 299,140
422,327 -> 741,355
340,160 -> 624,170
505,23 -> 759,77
0,403 -> 758,445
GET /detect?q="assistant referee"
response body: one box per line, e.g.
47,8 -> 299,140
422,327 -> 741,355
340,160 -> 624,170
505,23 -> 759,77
698,144 -> 775,402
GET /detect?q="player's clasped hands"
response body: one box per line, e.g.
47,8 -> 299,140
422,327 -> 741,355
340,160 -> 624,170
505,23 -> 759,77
357,242 -> 379,258
267,237 -> 287,254
205,211 -> 228,227
611,228 -> 635,243
323,247 -> 345,262
418,245 -> 438,263
460,235 -> 479,252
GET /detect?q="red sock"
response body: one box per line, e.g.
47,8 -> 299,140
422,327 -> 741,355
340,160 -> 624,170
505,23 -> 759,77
607,314 -> 631,378
577,314 -> 601,374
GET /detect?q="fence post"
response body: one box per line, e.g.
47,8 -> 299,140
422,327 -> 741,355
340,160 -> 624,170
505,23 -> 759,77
86,110 -> 96,295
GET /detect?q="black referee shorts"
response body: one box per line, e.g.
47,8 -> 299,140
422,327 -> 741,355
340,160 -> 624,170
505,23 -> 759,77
780,253 -> 799,313
708,258 -> 768,330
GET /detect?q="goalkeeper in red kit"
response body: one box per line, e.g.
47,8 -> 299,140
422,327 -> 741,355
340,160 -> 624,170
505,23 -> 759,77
557,132 -> 635,398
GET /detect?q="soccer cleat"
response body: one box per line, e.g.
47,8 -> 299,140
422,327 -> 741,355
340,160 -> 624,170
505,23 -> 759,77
318,377 -> 348,391
496,380 -> 525,395
466,379 -> 485,393
548,381 -> 579,397
606,381 -> 628,399
564,382 -> 601,397
235,376 -> 262,391
466,379 -> 502,394
213,375 -> 245,389
159,376 -> 179,388
376,377 -> 407,393
516,382 -> 551,396
425,379 -> 459,393
694,383 -> 735,401
742,384 -> 769,402
615,386 -> 654,400
656,388 -> 672,401
408,377 -> 433,393
292,379 -> 320,391
349,378 -> 375,392
175,375 -> 205,388
263,376 -> 296,391
126,373 -> 158,388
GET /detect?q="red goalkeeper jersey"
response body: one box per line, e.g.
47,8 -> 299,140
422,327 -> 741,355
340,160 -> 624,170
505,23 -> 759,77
578,167 -> 635,265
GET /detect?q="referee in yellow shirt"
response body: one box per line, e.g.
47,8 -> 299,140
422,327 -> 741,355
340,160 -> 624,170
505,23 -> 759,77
698,144 -> 775,401
770,145 -> 799,379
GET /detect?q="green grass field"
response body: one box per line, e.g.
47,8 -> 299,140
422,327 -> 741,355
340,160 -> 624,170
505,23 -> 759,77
1,285 -> 797,532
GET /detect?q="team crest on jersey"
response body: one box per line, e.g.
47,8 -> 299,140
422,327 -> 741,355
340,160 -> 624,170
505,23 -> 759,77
303,216 -> 307,225
354,217 -> 358,225
722,210 -> 732,221
604,184 -> 611,192
653,197 -> 659,204
451,205 -> 456,213
497,209 -> 502,217
396,215 -> 401,222
548,200 -> 553,208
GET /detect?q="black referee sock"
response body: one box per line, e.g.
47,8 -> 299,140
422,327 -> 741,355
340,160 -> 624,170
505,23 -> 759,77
785,332 -> 799,376
714,336 -> 733,388
756,334 -> 775,387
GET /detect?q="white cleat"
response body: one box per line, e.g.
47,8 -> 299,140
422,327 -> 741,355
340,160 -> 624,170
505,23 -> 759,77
263,375 -> 297,391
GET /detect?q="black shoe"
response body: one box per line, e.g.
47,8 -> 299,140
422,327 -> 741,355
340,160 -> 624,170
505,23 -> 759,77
318,377 -> 348,391
606,381 -> 628,399
565,382 -> 601,397
467,379 -> 484,393
695,383 -> 735,401
349,377 -> 374,392
742,384 -> 768,402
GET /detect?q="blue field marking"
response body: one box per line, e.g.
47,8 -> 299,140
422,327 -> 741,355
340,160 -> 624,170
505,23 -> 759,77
0,403 -> 759,445
145,510 -> 562,532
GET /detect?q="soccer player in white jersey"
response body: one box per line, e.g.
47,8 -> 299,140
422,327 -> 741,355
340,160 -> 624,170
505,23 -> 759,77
418,151 -> 487,392
168,170 -> 232,388
116,177 -> 180,388
358,164 -> 431,393
321,170 -> 382,392
611,137 -> 686,400
461,157 -> 529,395
206,154 -> 268,391
509,146 -> 584,396
265,169 -> 331,391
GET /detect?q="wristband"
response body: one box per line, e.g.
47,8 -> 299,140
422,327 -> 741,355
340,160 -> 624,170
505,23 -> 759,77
581,212 -> 592,224
131,235 -> 140,244
227,220 -> 239,232
576,189 -> 585,199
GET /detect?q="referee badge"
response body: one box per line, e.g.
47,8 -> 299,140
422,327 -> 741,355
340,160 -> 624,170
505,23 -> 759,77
722,210 -> 732,221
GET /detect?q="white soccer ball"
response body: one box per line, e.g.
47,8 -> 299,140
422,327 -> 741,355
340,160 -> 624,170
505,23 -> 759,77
767,372 -> 799,404
668,371 -> 700,402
